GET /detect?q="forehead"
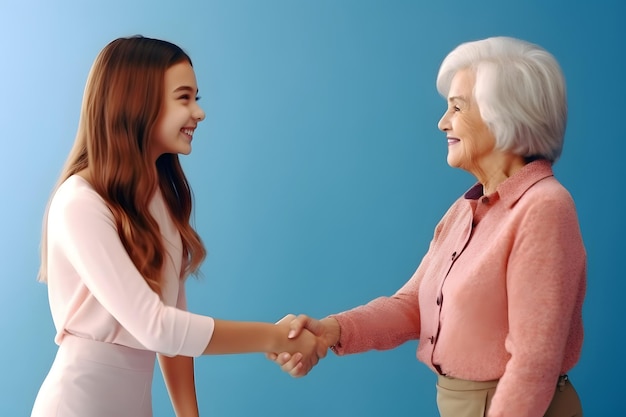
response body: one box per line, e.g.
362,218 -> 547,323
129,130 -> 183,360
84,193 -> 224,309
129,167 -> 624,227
163,61 -> 197,90
448,68 -> 475,98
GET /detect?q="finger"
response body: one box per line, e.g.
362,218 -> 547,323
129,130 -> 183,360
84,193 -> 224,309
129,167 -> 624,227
289,361 -> 307,378
287,316 -> 308,338
286,352 -> 303,369
265,352 -> 278,361
280,352 -> 303,373
274,352 -> 292,366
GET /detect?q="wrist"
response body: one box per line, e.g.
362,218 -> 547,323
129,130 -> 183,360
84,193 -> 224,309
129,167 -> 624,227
272,323 -> 288,352
321,317 -> 341,351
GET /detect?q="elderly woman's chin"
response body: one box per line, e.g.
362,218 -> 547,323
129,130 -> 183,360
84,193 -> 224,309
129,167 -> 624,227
446,149 -> 464,169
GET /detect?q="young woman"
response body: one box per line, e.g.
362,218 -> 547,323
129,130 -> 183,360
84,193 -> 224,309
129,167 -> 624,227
31,36 -> 326,417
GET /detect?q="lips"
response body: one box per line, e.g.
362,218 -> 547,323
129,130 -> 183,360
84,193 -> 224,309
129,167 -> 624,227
447,137 -> 460,145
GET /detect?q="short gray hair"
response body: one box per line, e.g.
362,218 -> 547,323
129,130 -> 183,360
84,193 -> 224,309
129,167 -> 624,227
436,36 -> 567,162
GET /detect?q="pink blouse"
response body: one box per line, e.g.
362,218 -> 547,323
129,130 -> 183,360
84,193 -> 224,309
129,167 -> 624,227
331,160 -> 586,417
45,175 -> 214,357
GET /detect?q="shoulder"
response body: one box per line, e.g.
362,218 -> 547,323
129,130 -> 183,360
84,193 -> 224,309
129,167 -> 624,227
49,176 -> 110,221
513,176 -> 582,234
520,175 -> 577,210
503,160 -> 576,209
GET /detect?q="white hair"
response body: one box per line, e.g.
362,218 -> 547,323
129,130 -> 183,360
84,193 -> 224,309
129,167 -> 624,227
436,36 -> 567,162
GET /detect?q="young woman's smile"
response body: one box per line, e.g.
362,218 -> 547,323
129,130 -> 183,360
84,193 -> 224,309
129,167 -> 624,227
152,62 -> 205,160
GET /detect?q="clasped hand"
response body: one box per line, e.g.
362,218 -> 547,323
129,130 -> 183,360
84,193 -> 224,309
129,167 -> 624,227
269,314 -> 337,377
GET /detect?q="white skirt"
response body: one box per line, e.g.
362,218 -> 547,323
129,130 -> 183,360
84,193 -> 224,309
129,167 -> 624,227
31,335 -> 156,417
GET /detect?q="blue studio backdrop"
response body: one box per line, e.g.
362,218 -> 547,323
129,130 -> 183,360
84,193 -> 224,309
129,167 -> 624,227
1,0 -> 623,416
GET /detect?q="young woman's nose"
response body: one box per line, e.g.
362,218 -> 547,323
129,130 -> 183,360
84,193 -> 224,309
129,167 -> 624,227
193,103 -> 206,122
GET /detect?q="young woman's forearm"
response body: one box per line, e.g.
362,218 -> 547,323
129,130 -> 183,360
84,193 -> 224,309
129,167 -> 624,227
202,320 -> 295,355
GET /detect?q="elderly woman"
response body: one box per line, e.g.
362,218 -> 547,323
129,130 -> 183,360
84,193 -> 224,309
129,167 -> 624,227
270,37 -> 586,417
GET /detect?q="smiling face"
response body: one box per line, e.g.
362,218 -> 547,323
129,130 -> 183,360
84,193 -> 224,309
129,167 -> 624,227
152,61 -> 205,160
437,68 -> 497,177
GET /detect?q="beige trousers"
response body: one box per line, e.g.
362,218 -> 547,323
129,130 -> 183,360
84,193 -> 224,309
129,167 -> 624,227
436,374 -> 582,417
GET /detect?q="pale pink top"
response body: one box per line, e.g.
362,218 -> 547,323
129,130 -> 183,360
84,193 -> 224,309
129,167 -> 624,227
45,175 -> 214,357
331,160 -> 586,417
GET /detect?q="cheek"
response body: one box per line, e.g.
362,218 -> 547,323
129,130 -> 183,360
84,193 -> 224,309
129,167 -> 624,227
465,111 -> 492,136
157,113 -> 179,134
463,137 -> 480,158
459,116 -> 492,146
454,117 -> 473,137
463,115 -> 484,133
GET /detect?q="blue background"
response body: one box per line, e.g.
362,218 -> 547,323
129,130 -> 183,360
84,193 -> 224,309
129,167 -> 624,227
1,0 -> 623,416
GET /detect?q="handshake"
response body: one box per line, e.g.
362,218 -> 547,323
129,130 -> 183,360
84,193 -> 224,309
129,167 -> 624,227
267,314 -> 340,377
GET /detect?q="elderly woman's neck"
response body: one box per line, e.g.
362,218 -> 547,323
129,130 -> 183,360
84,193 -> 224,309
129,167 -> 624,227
476,153 -> 527,195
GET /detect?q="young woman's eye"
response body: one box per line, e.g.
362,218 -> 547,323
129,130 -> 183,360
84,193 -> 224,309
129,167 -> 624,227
177,94 -> 200,102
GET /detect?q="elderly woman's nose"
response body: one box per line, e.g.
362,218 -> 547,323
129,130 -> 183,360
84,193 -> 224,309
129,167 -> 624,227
438,112 -> 450,132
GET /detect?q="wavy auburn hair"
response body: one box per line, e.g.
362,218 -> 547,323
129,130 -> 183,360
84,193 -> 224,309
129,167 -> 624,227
38,36 -> 206,295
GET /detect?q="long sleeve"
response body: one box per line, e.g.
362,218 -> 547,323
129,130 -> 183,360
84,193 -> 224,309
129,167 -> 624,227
46,176 -> 214,357
487,182 -> 586,417
330,261 -> 425,354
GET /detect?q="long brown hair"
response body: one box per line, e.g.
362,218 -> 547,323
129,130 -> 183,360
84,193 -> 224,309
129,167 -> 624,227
38,36 -> 206,295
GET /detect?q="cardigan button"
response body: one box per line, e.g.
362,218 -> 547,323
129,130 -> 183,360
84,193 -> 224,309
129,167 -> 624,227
429,336 -> 435,344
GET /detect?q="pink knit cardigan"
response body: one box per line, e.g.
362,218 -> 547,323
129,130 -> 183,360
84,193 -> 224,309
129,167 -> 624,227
332,160 -> 586,417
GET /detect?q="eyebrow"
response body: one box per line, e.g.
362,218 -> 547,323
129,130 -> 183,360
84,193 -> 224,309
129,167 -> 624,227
172,86 -> 198,94
448,95 -> 468,103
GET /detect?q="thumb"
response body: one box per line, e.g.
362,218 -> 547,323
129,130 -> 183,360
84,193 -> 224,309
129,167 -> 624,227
300,315 -> 326,337
289,314 -> 325,338
287,314 -> 311,339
